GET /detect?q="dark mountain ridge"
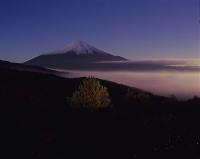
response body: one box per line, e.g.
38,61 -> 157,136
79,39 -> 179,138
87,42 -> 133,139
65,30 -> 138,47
0,59 -> 57,74
0,60 -> 200,159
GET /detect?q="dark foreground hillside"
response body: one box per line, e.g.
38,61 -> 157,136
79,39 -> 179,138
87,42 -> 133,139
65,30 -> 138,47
0,67 -> 200,159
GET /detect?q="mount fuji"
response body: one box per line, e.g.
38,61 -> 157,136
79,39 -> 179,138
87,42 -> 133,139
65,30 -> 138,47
52,40 -> 110,55
25,40 -> 127,69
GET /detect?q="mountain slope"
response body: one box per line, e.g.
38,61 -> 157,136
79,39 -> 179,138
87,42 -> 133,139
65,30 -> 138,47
25,40 -> 127,68
1,64 -> 200,159
0,60 -> 57,74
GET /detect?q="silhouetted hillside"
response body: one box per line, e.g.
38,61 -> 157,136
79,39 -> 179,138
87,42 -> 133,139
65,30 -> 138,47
0,59 -> 58,74
0,66 -> 200,159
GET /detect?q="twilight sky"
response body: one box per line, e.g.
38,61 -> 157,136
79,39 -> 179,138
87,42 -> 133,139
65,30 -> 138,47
0,0 -> 199,62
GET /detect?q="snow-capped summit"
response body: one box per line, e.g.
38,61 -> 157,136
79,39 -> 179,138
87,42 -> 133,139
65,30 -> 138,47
25,40 -> 127,69
52,40 -> 107,55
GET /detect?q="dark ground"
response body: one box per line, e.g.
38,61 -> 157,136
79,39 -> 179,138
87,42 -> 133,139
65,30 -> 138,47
0,67 -> 200,159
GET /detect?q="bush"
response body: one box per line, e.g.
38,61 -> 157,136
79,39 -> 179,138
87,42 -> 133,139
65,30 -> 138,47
67,77 -> 111,110
126,88 -> 151,104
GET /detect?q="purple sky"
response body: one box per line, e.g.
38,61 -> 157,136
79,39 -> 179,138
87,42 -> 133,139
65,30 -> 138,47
0,0 -> 199,62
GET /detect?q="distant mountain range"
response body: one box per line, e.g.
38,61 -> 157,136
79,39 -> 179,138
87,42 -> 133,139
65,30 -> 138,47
25,40 -> 127,69
2,40 -> 197,72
